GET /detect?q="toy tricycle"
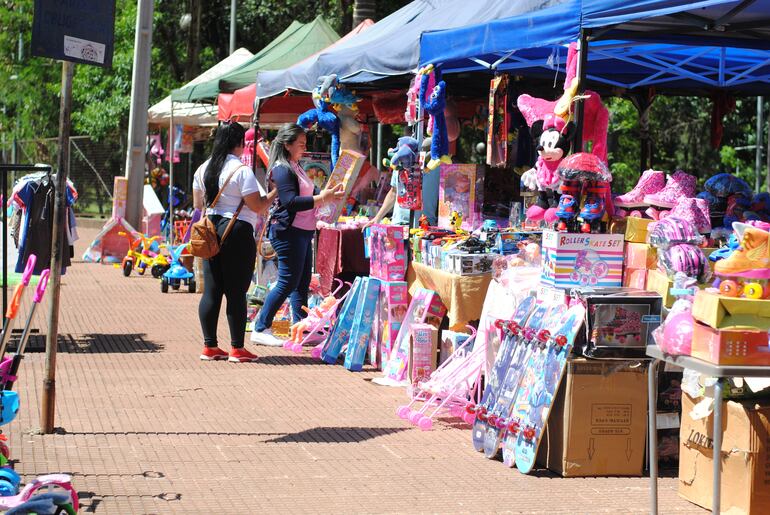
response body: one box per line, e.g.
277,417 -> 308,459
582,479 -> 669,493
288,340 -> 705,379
118,232 -> 165,277
161,244 -> 196,293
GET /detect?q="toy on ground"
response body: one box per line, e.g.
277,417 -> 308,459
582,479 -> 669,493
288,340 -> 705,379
480,303 -> 566,461
117,232 -> 163,277
509,303 -> 585,472
285,279 -> 351,355
466,295 -> 537,450
161,244 -> 196,293
713,222 -> 770,298
396,328 -> 482,431
419,65 -> 452,171
0,475 -> 79,513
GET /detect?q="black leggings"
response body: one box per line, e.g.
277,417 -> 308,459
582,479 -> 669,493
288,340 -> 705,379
199,216 -> 256,348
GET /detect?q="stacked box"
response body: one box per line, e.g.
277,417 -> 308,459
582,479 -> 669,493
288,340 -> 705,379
369,224 -> 407,281
624,216 -> 653,243
408,324 -> 439,384
321,278 -> 364,363
316,149 -> 366,223
371,280 -> 408,369
691,320 -> 770,365
623,242 -> 658,289
438,164 -> 485,231
382,288 -> 447,383
692,289 -> 770,331
541,230 -> 624,289
344,278 -> 382,372
449,252 -> 500,275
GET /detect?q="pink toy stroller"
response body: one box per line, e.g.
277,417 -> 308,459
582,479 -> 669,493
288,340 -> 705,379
396,327 -> 485,431
282,279 -> 352,355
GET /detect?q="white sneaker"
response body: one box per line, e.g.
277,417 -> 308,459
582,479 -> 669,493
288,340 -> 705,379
250,328 -> 285,346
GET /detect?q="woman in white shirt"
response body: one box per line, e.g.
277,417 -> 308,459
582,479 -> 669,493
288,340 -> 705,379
192,122 -> 276,363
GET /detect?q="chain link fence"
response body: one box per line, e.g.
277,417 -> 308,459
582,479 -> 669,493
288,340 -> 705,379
2,136 -> 122,217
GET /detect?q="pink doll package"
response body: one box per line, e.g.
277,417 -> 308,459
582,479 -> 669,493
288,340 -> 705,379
369,224 -> 407,281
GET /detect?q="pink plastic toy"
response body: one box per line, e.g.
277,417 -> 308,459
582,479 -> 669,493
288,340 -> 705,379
396,327 -> 484,431
0,474 -> 79,512
283,279 -> 352,355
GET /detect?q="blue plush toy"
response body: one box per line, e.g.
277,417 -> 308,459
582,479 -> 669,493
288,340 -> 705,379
419,66 -> 451,171
389,136 -> 419,170
297,83 -> 341,168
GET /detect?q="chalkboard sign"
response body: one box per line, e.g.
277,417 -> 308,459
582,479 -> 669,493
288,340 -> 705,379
32,0 -> 116,67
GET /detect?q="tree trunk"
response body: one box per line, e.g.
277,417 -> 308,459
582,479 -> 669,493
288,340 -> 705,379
353,0 -> 376,26
184,0 -> 203,82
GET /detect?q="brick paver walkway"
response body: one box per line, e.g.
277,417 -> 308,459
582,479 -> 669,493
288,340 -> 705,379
6,225 -> 705,514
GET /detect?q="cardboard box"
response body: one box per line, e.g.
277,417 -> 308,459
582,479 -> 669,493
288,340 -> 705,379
691,321 -> 770,366
438,163 -> 484,231
692,289 -> 770,331
316,149 -> 366,223
536,358 -> 648,477
344,278 -> 382,372
623,268 -> 648,289
624,216 -> 653,243
408,324 -> 439,384
646,269 -> 708,309
624,242 -> 658,269
112,176 -> 129,219
449,252 -> 499,276
369,224 -> 408,281
439,330 -> 470,364
541,230 -> 624,289
372,280 -> 408,369
678,393 -> 770,514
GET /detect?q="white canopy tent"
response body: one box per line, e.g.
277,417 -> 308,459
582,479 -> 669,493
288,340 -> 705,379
147,47 -> 254,126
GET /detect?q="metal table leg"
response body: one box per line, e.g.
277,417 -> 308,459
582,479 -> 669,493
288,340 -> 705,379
648,359 -> 659,515
712,378 -> 724,514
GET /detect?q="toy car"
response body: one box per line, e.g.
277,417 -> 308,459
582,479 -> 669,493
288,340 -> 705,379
161,244 -> 196,293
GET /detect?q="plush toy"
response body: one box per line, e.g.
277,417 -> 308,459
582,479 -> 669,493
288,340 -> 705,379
297,79 -> 342,168
389,136 -> 419,170
419,65 -> 451,171
449,210 -> 463,232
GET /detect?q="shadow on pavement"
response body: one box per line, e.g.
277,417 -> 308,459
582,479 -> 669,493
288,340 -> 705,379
58,333 -> 164,353
265,426 -> 410,444
257,355 -> 329,366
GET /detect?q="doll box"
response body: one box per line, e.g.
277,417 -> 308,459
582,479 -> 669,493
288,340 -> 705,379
381,288 -> 446,383
622,268 -> 648,289
624,217 -> 653,243
408,324 -> 439,384
540,231 -> 624,289
369,224 -> 408,281
344,278 -> 382,372
692,290 -> 770,331
624,242 -> 658,270
321,277 -> 364,364
316,149 -> 366,224
438,164 -> 485,231
372,280 -> 409,369
691,321 -> 770,366
450,252 -> 500,276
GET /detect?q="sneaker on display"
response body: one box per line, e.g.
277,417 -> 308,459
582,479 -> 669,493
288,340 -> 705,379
250,328 -> 285,347
614,169 -> 665,208
643,170 -> 697,208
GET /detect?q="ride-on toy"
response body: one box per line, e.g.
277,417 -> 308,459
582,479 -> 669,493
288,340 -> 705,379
161,244 -> 196,293
118,232 -> 166,277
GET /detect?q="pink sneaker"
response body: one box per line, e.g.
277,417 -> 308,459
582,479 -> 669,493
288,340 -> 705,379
615,169 -> 665,208
643,171 -> 697,208
669,198 -> 711,234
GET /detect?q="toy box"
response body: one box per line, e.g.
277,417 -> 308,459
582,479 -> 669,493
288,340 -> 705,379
449,252 -> 500,276
576,287 -> 662,359
380,288 -> 447,384
494,232 -> 519,255
692,289 -> 770,331
622,268 -> 648,289
372,280 -> 408,369
321,278 -> 364,363
439,330 -> 470,364
541,230 -> 624,289
369,224 -> 408,281
624,216 -> 653,243
438,164 -> 484,231
646,269 -> 707,309
344,278 -> 382,372
624,242 -> 657,269
316,149 -> 366,223
690,320 -> 770,365
408,324 -> 439,384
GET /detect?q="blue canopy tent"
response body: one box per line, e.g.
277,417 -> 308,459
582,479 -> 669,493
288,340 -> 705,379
256,0 -> 566,98
419,0 -> 770,94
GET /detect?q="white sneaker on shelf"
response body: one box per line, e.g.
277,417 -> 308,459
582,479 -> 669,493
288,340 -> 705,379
250,328 -> 285,347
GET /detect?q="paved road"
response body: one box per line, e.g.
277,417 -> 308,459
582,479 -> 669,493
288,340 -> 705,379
7,225 -> 704,513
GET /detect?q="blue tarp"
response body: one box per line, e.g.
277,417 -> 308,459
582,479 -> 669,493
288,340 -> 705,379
419,0 -> 770,92
256,0 -> 565,98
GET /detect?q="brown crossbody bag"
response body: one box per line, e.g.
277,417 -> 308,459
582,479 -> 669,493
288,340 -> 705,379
189,165 -> 246,259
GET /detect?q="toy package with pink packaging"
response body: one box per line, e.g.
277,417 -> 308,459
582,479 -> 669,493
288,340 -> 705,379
371,280 -> 408,368
408,324 -> 438,384
375,288 -> 446,386
316,149 -> 366,223
369,223 -> 408,281
541,230 -> 624,289
438,164 -> 485,231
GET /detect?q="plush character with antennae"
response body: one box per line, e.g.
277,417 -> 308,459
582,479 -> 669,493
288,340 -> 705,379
419,65 -> 452,171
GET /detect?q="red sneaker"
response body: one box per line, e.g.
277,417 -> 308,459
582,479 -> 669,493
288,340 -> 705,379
200,347 -> 228,361
228,347 -> 259,363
